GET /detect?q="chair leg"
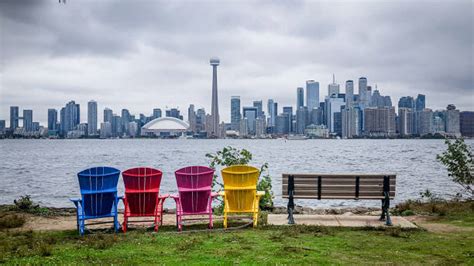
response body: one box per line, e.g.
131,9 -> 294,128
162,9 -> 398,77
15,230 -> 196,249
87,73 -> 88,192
122,216 -> 128,233
79,219 -> 85,236
209,212 -> 213,229
253,212 -> 258,227
223,211 -> 228,229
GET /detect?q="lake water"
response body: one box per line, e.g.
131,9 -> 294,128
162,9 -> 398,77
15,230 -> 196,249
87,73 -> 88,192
1,139 -> 471,209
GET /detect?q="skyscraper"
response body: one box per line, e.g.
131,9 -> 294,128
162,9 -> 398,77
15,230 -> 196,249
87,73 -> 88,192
243,107 -> 257,135
253,100 -> 264,118
296,87 -> 304,109
358,77 -> 368,106
345,80 -> 354,108
326,96 -> 345,133
364,107 -> 396,137
398,96 -> 415,109
306,80 -> 319,111
445,104 -> 460,137
48,109 -> 58,132
415,94 -> 426,111
210,57 -> 220,137
460,111 -> 474,137
231,96 -> 241,131
267,99 -> 276,127
10,106 -> 19,130
61,101 -> 80,136
153,108 -> 162,119
328,74 -> 340,97
104,108 -> 113,124
283,106 -> 293,133
0,120 -> 5,132
188,104 -> 197,132
296,106 -> 308,134
87,100 -> 98,136
23,109 -> 33,132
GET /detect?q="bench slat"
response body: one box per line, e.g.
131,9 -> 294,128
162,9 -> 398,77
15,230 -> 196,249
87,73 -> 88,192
282,195 -> 394,199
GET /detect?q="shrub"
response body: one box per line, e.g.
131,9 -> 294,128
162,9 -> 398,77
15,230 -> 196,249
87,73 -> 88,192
0,213 -> 26,229
401,210 -> 415,216
437,138 -> 473,197
206,146 -> 274,210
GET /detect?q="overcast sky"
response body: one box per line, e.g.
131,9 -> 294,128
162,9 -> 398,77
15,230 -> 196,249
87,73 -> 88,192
1,0 -> 473,126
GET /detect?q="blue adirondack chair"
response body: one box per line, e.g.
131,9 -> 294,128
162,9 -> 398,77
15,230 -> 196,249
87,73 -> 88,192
70,167 -> 121,235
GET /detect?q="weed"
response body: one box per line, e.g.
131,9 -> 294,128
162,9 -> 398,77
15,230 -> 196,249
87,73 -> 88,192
82,233 -> 117,250
0,213 -> 26,229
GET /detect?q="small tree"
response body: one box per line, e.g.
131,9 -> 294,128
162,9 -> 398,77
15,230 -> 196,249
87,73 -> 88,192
206,146 -> 274,210
437,138 -> 473,198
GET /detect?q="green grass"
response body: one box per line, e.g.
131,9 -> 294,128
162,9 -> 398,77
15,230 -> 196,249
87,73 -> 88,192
1,224 -> 473,265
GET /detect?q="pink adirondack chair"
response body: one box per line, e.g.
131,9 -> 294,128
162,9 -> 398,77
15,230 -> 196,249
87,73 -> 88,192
171,166 -> 218,231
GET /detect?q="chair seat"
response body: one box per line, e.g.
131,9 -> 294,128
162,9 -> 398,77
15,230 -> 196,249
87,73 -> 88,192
178,186 -> 212,192
223,185 -> 256,191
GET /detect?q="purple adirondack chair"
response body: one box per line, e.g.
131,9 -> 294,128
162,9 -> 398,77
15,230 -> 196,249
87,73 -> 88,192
171,166 -> 218,231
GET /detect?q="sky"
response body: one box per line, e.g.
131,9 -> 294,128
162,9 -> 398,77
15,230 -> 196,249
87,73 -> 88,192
0,0 -> 473,126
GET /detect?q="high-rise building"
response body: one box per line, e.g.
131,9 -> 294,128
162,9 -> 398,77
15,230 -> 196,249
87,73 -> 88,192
243,107 -> 258,135
341,106 -> 361,138
296,87 -> 304,109
326,96 -> 345,133
275,114 -> 290,135
188,104 -> 197,132
10,106 -> 19,130
61,101 -> 80,136
445,104 -> 460,137
432,111 -> 446,134
255,117 -> 265,137
296,106 -> 308,134
398,96 -> 415,109
196,108 -> 206,133
104,108 -> 113,123
267,99 -> 277,127
230,96 -> 241,131
166,108 -> 182,120
460,111 -> 474,137
306,80 -> 319,111
418,108 -> 433,136
121,109 -> 131,135
398,108 -> 414,136
112,115 -> 122,137
239,117 -> 248,137
22,109 -> 33,132
0,120 -> 5,133
153,108 -> 162,119
100,122 -> 112,139
128,121 -> 138,137
345,80 -> 354,108
328,74 -> 339,98
210,57 -> 220,137
415,94 -> 426,112
371,88 -> 392,107
363,107 -> 396,137
87,100 -> 98,136
283,106 -> 293,133
253,100 -> 264,118
358,77 -> 368,106
47,109 -> 58,132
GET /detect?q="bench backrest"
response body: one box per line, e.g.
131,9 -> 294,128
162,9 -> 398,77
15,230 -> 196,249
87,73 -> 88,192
282,174 -> 396,200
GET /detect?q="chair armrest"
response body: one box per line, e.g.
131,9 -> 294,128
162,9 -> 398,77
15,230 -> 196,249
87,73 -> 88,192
218,191 -> 226,197
256,191 -> 265,196
159,194 -> 170,199
118,196 -> 124,200
211,192 -> 220,198
70,198 -> 82,208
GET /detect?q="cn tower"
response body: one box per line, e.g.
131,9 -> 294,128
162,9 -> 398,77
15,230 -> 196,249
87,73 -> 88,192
210,57 -> 220,137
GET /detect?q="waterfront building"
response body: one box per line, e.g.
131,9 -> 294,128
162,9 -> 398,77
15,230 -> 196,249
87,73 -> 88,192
432,111 -> 446,134
209,57 -> 220,137
166,108 -> 182,120
418,108 -> 433,136
0,120 -> 5,133
341,107 -> 361,138
87,100 -> 98,136
325,96 -> 345,133
305,124 -> 329,138
309,107 -> 322,125
370,88 -> 392,107
10,106 -> 19,130
121,109 -> 131,135
415,94 -> 426,112
231,96 -> 241,131
47,109 -> 58,135
363,107 -> 396,137
128,121 -> 138,137
296,106 -> 308,135
296,87 -> 304,109
345,80 -> 354,108
328,74 -> 339,97
282,106 -> 293,133
398,108 -> 414,136
306,80 -> 319,111
239,117 -> 248,137
275,114 -> 290,135
104,108 -> 113,123
22,110 -> 33,132
153,108 -> 162,119
358,77 -> 368,107
60,101 -> 80,136
141,117 -> 189,138
460,111 -> 474,137
445,104 -> 460,137
100,122 -> 112,139
255,117 -> 265,137
243,107 -> 258,135
196,108 -> 206,133
112,115 -> 122,137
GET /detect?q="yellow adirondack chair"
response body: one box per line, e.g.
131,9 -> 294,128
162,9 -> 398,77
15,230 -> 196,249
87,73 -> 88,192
220,165 -> 265,228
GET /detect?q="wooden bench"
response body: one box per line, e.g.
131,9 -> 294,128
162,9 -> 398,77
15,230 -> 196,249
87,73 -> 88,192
282,174 -> 396,226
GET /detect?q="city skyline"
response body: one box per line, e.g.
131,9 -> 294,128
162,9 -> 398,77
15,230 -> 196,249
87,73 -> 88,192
1,1 -> 473,126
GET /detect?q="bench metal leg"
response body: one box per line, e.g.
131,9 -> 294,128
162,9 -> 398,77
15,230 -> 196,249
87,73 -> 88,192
287,206 -> 295,225
379,193 -> 392,226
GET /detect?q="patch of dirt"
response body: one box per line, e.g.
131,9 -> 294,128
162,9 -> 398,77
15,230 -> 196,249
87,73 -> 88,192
405,216 -> 473,233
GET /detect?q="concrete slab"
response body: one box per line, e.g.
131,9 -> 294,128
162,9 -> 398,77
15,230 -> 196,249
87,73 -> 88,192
268,214 -> 418,229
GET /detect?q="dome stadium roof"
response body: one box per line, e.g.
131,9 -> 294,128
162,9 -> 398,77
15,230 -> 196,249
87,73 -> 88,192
142,117 -> 189,132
